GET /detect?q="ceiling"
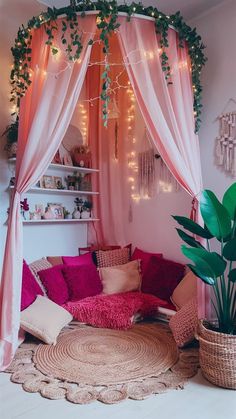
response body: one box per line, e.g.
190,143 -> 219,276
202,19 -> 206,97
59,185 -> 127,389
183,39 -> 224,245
37,0 -> 226,21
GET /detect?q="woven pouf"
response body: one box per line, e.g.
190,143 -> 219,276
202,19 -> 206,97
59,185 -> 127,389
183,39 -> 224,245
198,321 -> 236,390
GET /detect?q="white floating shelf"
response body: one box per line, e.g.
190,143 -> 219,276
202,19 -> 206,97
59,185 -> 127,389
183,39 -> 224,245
22,218 -> 99,224
9,186 -> 99,196
8,158 -> 99,174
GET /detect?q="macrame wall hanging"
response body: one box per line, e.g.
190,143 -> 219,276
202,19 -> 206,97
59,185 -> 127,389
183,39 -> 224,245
215,99 -> 236,176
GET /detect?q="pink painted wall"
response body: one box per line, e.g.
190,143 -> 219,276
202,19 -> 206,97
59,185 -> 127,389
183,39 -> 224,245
190,0 -> 236,196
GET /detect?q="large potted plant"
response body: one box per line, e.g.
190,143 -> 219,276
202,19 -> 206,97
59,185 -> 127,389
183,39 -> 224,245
173,183 -> 236,389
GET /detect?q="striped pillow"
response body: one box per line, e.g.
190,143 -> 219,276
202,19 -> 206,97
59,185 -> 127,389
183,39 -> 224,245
29,258 -> 52,294
95,248 -> 130,268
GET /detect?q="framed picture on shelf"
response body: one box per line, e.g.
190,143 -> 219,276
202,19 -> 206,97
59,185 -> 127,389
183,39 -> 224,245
42,175 -> 55,189
54,176 -> 63,189
47,203 -> 64,219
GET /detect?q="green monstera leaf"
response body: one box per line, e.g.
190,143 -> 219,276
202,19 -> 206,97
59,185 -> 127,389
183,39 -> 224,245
228,268 -> 236,283
200,190 -> 231,239
187,264 -> 215,285
182,245 -> 226,278
176,228 -> 204,248
172,216 -> 213,239
223,237 -> 236,261
222,182 -> 236,220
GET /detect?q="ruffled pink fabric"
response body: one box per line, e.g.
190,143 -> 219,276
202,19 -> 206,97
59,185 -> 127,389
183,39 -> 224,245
62,291 -> 169,330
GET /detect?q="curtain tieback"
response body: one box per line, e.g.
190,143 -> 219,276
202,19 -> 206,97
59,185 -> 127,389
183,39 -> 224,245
190,197 -> 197,222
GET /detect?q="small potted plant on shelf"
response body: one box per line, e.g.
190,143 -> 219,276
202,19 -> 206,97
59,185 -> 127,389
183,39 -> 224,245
81,199 -> 93,219
173,182 -> 236,389
2,118 -> 18,158
63,207 -> 70,219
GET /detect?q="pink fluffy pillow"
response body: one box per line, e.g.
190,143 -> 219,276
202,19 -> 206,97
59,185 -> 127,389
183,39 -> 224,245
21,260 -> 44,311
141,256 -> 185,302
38,265 -> 69,305
131,247 -> 163,275
62,253 -> 94,266
62,264 -> 102,301
63,292 -> 169,330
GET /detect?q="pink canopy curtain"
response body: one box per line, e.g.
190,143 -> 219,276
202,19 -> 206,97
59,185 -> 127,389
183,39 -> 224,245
87,32 -> 129,246
117,16 -> 209,318
0,15 -> 96,370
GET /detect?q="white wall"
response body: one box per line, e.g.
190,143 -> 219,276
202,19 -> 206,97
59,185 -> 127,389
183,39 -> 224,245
190,0 -> 236,197
0,0 -> 88,270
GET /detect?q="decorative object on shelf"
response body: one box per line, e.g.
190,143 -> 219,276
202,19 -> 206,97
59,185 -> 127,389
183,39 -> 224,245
53,176 -> 64,189
215,104 -> 236,176
63,207 -> 70,219
80,174 -> 92,191
30,204 -> 44,220
20,198 -> 29,220
173,182 -> 236,389
9,176 -> 16,187
40,175 -> 55,189
63,153 -> 73,167
71,145 -> 91,168
43,203 -> 64,220
81,199 -> 93,219
65,174 -> 76,190
73,197 -> 83,219
51,149 -> 62,165
62,124 -> 83,153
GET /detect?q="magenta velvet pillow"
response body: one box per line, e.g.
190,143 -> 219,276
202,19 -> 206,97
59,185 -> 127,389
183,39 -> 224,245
62,264 -> 102,301
62,253 -> 94,266
141,256 -> 185,302
38,265 -> 69,305
131,247 -> 163,275
21,261 -> 44,311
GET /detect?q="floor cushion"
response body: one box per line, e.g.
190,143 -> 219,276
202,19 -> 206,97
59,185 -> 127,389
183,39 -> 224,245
169,297 -> 198,347
141,256 -> 185,302
62,264 -> 102,301
99,260 -> 141,294
170,270 -> 197,310
62,253 -> 94,266
38,265 -> 69,305
21,295 -> 72,345
62,291 -> 170,330
131,247 -> 163,275
21,260 -> 44,311
95,247 -> 130,268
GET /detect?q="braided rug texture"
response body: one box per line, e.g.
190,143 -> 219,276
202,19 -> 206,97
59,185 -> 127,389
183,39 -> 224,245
4,322 -> 199,404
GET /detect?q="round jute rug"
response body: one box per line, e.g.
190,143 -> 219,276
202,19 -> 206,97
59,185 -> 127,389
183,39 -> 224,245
4,322 -> 199,404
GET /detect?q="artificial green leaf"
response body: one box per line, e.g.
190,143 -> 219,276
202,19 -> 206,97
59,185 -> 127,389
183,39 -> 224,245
172,216 -> 213,239
187,264 -> 215,285
182,245 -> 226,277
228,268 -> 236,283
176,228 -> 204,248
200,190 -> 231,239
223,237 -> 236,261
222,182 -> 236,220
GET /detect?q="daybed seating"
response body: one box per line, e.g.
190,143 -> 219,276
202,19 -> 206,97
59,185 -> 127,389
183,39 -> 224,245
20,246 -> 197,347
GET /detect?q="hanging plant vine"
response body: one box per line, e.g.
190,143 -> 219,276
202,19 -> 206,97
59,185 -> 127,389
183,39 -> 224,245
7,0 -> 206,140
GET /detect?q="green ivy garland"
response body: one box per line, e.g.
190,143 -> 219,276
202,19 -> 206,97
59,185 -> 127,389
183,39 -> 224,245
9,0 -> 206,135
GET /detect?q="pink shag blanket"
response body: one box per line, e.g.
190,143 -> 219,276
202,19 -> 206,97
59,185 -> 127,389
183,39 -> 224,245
62,291 -> 169,330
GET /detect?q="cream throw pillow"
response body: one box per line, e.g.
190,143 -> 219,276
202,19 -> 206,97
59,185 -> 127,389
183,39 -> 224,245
170,270 -> 197,310
99,259 -> 141,295
20,295 -> 73,345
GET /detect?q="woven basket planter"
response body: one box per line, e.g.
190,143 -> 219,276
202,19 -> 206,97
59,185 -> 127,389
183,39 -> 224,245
197,320 -> 236,389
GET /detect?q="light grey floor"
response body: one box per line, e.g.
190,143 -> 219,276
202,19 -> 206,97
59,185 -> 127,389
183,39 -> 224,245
1,369 -> 235,419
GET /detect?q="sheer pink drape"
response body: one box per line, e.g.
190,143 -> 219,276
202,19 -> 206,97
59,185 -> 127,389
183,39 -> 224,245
118,16 -> 208,317
0,16 -> 96,370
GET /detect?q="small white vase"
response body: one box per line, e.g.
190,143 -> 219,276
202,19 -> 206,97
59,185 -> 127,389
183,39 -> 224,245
72,209 -> 81,219
80,210 -> 91,219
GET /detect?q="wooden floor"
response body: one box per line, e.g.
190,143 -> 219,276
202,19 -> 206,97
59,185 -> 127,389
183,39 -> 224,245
1,370 -> 235,419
